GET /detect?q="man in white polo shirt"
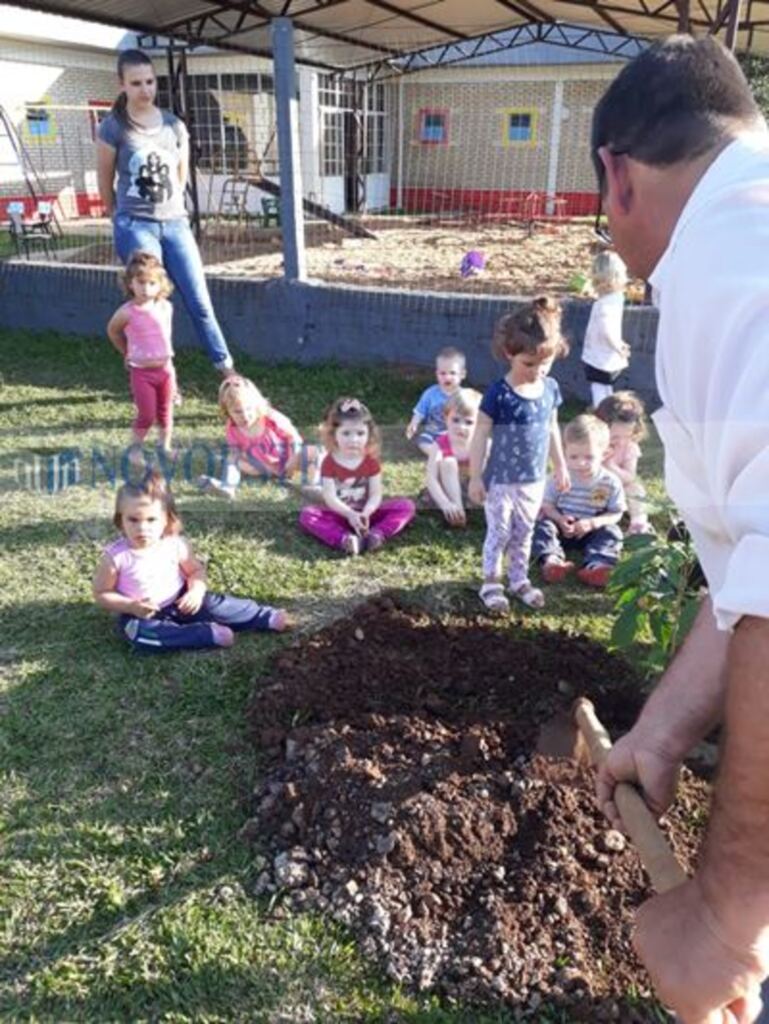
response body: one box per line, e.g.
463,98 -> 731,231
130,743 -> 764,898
592,36 -> 769,1022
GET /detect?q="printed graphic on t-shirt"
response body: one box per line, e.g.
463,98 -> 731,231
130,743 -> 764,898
321,453 -> 379,510
590,485 -> 612,508
336,473 -> 368,509
128,149 -> 174,205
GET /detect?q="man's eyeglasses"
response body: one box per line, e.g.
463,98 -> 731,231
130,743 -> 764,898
593,152 -> 612,244
594,193 -> 612,245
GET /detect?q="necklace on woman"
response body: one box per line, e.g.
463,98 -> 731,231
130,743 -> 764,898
127,106 -> 162,131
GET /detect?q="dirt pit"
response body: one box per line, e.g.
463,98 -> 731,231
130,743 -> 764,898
61,216 -> 648,301
245,598 -> 708,1020
205,217 -> 607,298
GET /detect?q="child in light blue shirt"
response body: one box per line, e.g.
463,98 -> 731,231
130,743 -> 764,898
406,347 -> 466,455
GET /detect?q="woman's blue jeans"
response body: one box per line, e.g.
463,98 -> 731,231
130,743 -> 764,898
113,214 -> 233,371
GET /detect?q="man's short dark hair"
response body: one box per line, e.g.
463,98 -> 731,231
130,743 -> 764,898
592,35 -> 761,183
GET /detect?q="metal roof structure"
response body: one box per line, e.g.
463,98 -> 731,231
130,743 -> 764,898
12,0 -> 769,73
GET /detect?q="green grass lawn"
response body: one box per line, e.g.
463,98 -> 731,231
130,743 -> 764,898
0,329 -> 667,1022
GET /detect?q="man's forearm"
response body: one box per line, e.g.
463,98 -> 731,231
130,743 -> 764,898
633,596 -> 728,760
699,616 -> 769,955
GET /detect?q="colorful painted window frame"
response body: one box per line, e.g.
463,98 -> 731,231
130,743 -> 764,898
417,108 -> 449,145
24,98 -> 56,142
502,108 -> 537,146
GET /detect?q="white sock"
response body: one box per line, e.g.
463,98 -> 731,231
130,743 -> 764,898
223,463 -> 241,488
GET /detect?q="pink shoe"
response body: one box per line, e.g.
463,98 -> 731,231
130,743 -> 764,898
211,624 -> 235,647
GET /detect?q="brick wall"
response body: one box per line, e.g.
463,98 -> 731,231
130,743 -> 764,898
394,66 -> 617,213
0,40 -> 114,202
0,261 -> 661,407
559,80 -> 607,193
400,79 -> 556,191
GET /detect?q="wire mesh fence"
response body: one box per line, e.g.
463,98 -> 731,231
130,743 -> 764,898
0,41 -> 642,301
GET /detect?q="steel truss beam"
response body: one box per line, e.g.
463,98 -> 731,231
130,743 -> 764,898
365,20 -> 647,79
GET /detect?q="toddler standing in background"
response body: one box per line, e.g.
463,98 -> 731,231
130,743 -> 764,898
581,251 -> 630,408
406,347 -> 467,455
198,375 -> 320,498
469,297 -> 569,612
595,390 -> 652,534
106,251 -> 176,458
301,397 -> 415,555
424,387 -> 481,527
533,415 -> 625,588
93,472 -> 288,652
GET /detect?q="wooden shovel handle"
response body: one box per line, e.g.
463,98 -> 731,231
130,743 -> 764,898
574,698 -> 689,894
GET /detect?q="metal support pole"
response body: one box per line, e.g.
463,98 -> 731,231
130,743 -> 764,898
676,0 -> 691,33
271,16 -> 306,281
179,48 -> 201,241
545,79 -> 564,216
164,42 -> 201,239
725,0 -> 744,49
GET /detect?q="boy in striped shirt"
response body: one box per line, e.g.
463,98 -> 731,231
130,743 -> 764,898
533,414 -> 625,588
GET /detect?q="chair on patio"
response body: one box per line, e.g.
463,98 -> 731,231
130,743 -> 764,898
7,200 -> 55,259
261,196 -> 281,228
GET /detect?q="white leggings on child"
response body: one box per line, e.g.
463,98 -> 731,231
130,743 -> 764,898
482,480 -> 544,590
590,381 -> 614,407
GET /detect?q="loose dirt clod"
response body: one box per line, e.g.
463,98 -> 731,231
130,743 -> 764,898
245,598 -> 708,1020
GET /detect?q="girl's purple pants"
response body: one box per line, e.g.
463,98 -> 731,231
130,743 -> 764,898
299,498 -> 415,550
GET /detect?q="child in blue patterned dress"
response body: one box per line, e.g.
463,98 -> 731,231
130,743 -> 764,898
469,297 -> 570,612
406,347 -> 467,455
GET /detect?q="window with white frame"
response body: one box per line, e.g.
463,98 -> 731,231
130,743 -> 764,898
321,111 -> 345,176
365,83 -> 386,173
365,114 -> 386,174
318,75 -> 388,178
155,72 -> 275,173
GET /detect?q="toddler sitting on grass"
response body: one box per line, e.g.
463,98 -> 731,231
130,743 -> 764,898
424,387 -> 482,527
406,347 -> 467,455
532,415 -> 625,589
198,375 -> 320,498
94,472 -> 288,652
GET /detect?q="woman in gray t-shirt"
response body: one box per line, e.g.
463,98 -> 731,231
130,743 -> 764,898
97,49 -> 234,373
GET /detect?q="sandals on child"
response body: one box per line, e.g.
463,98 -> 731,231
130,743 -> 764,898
479,582 -> 510,615
512,581 -> 545,609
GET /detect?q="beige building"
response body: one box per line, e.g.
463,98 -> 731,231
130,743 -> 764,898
393,57 -> 621,216
0,28 -> 117,215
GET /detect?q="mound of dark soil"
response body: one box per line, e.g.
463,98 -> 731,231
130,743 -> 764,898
244,598 -> 709,1020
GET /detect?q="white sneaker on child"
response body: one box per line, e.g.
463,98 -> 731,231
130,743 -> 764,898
197,475 -> 236,500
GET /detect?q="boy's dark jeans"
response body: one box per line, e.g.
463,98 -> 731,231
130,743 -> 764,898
532,516 -> 623,567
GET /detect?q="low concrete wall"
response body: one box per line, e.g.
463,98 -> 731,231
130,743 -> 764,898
0,261 -> 660,405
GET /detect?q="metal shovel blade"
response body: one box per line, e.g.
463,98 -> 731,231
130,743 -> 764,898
536,708 -> 590,763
